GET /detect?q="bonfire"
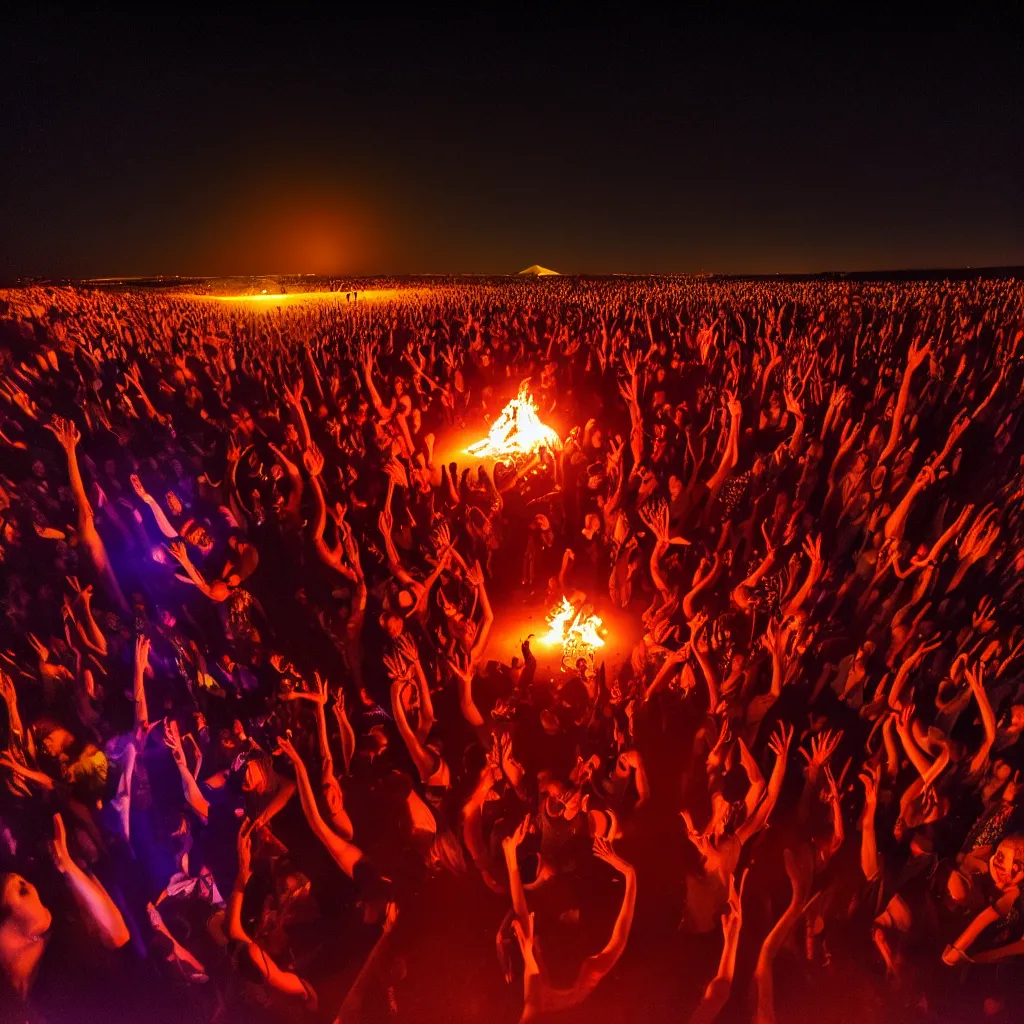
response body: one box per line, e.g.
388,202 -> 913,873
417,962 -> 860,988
541,596 -> 605,663
465,382 -> 561,460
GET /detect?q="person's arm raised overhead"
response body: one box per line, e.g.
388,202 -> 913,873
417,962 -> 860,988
689,871 -> 747,1024
227,818 -> 317,1006
878,336 -> 930,464
858,762 -> 882,882
281,673 -> 354,838
736,723 -> 793,844
166,539 -> 230,602
45,416 -> 129,612
162,719 -> 210,822
275,737 -> 362,876
51,813 -> 130,949
129,473 -> 179,539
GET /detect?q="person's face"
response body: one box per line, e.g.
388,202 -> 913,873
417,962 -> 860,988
590,430 -> 604,449
242,760 -> 269,794
668,475 -> 683,499
1,874 -> 52,937
989,840 -> 1024,891
284,423 -> 299,445
166,492 -> 183,517
42,727 -> 74,760
384,615 -> 404,639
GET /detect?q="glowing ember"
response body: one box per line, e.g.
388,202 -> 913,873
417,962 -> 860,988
465,382 -> 561,459
541,596 -> 605,662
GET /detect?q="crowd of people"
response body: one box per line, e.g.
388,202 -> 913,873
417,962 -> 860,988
0,274 -> 1023,1022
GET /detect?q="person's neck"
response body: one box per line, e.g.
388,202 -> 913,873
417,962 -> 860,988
0,922 -> 47,1000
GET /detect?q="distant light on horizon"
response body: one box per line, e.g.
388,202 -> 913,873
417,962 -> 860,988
185,289 -> 411,306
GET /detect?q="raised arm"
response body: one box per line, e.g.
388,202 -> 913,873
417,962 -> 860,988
858,762 -> 882,882
227,819 -> 316,1006
753,847 -> 812,1024
281,673 -> 354,838
389,676 -> 440,784
129,474 -> 179,539
555,839 -> 638,1006
706,394 -> 742,503
51,814 -> 130,950
276,737 -> 362,876
878,336 -> 930,464
965,663 -> 997,778
449,652 -> 485,729
688,613 -> 722,710
736,723 -> 793,844
162,720 -> 211,822
166,540 -> 231,602
884,465 -> 935,542
781,535 -> 824,619
267,443 -> 304,525
46,416 -> 129,613
466,560 -> 494,665
689,871 -> 747,1024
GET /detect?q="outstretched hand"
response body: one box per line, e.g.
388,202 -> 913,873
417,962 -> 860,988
799,728 -> 843,770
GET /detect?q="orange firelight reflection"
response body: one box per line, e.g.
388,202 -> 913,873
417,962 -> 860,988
184,289 -> 411,307
465,382 -> 561,460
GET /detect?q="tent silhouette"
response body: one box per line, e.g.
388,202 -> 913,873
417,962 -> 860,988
518,265 -> 560,277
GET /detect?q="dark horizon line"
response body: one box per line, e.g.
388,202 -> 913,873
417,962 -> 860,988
3,264 -> 1024,290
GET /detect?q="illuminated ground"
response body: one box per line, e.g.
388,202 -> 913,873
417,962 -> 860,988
180,287 -> 420,307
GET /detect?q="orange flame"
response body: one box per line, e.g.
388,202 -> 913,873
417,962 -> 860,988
541,596 -> 605,661
465,382 -> 561,459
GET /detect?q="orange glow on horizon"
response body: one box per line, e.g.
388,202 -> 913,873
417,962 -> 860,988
183,288 -> 412,306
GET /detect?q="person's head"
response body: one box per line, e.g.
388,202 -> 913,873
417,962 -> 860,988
540,707 -> 561,735
989,837 -> 1024,892
668,474 -> 683,500
242,754 -> 273,795
381,613 -> 404,639
181,520 -> 214,557
365,723 -> 389,759
0,873 -> 51,939
1009,705 -> 1024,733
37,723 -> 75,762
426,831 -> 467,875
165,491 -> 183,517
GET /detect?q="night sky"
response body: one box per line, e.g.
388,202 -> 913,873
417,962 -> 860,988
2,10 -> 1022,278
